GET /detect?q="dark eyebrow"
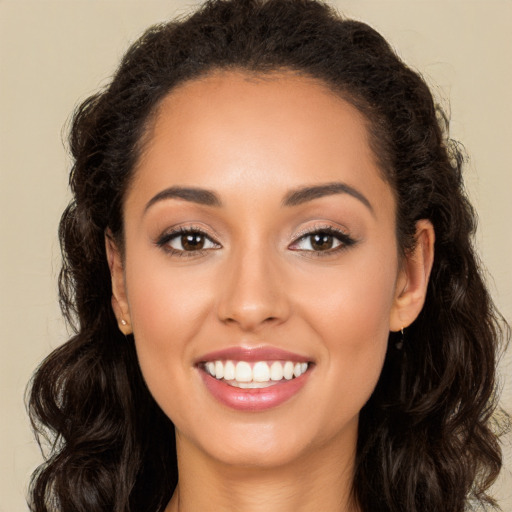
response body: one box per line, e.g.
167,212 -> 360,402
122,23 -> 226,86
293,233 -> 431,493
144,186 -> 222,213
282,182 -> 374,214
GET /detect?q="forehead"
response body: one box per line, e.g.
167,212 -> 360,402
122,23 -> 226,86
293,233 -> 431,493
142,70 -> 373,161
128,70 -> 392,215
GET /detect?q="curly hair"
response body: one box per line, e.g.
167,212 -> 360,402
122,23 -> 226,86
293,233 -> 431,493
27,0 -> 508,511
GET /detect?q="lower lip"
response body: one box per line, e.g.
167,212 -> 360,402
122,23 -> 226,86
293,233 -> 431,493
199,369 -> 311,411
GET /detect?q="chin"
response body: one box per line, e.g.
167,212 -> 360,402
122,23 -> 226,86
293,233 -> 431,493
178,408 -> 359,471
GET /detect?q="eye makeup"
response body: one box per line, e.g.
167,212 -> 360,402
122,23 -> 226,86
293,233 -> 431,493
154,222 -> 357,259
289,224 -> 357,257
155,225 -> 222,257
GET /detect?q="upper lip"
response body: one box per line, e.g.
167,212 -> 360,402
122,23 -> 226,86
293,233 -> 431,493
196,346 -> 312,364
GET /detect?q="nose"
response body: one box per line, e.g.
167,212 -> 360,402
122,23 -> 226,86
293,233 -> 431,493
216,244 -> 290,332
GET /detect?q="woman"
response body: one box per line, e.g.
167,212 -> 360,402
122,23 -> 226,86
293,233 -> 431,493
28,0 -> 508,510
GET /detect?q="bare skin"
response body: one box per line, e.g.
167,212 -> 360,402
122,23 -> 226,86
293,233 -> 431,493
167,426 -> 359,512
107,70 -> 434,512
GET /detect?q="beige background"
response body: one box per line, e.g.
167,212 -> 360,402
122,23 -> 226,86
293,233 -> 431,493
1,1 -> 511,510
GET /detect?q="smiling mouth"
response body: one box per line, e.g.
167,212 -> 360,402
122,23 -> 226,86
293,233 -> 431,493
201,360 -> 310,389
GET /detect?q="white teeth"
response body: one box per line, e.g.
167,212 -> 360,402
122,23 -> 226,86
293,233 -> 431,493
224,360 -> 235,380
253,361 -> 270,382
232,381 -> 275,389
283,361 -> 294,380
215,360 -> 224,379
235,361 -> 252,382
204,359 -> 309,385
270,361 -> 284,381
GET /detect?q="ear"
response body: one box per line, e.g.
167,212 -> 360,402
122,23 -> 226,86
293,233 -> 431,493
105,230 -> 132,335
389,219 -> 435,332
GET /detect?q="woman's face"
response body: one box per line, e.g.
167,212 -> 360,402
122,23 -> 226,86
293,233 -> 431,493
110,71 -> 429,469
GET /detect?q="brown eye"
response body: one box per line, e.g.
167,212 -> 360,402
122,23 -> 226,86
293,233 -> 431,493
289,228 -> 355,254
310,233 -> 334,251
181,233 -> 205,251
163,230 -> 219,253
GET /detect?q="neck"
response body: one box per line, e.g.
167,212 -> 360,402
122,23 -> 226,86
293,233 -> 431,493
166,429 -> 360,512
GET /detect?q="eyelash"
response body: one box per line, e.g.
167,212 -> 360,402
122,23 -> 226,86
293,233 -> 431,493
156,226 -> 221,257
156,225 -> 356,258
289,225 -> 356,257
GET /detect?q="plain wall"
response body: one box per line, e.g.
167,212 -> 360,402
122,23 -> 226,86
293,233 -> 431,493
1,1 -> 511,510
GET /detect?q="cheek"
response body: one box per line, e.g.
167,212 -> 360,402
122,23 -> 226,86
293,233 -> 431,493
123,254 -> 214,411
300,248 -> 397,337
296,250 -> 397,409
126,248 -> 215,338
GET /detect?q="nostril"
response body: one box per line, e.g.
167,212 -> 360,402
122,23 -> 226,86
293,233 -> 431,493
221,313 -> 282,331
